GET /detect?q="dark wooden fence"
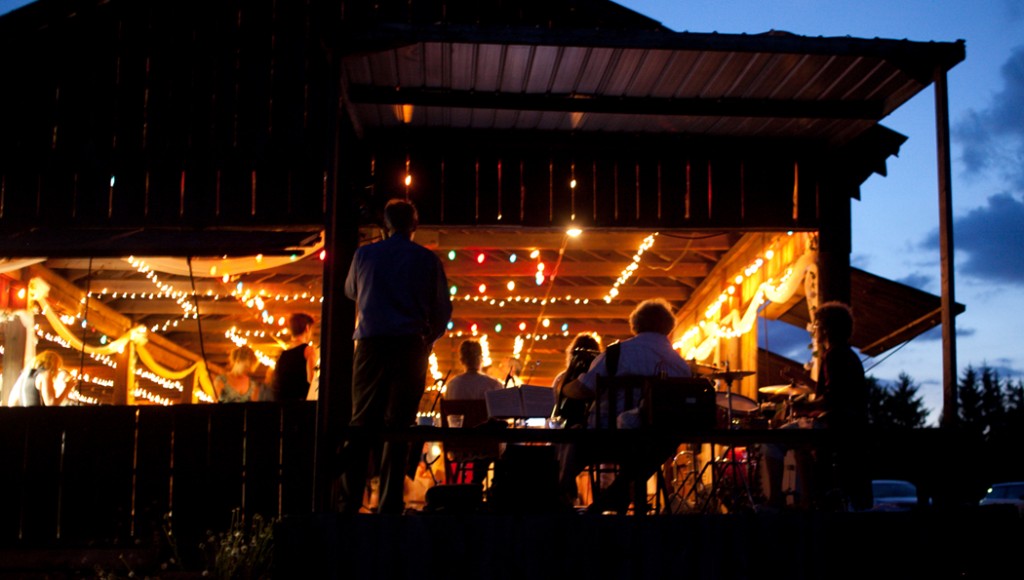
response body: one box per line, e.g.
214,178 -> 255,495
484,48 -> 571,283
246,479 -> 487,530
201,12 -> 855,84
0,402 -> 316,550
0,401 -> 990,556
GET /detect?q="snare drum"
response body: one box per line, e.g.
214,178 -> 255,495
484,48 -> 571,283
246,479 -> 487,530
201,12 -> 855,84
715,392 -> 760,429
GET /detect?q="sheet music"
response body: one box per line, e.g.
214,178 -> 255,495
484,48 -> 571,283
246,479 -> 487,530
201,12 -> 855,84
484,385 -> 555,418
484,388 -> 523,419
520,385 -> 555,417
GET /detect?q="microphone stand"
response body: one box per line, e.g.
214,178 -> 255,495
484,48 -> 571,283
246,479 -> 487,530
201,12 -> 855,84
420,369 -> 453,484
428,369 -> 453,417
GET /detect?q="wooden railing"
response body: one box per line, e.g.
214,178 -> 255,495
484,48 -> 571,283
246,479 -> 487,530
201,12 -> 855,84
0,402 -> 316,549
0,402 -> 982,551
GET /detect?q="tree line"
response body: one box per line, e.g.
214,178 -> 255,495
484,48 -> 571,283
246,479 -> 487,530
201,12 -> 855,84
865,364 -> 1024,432
865,364 -> 1024,500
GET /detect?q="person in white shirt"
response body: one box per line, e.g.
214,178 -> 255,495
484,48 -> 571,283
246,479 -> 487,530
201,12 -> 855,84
445,339 -> 502,401
558,298 -> 691,514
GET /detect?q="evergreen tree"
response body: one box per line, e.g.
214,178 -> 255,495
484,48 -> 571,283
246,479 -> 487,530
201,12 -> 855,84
865,375 -> 889,427
979,366 -> 1006,436
957,365 -> 985,435
1005,380 -> 1024,422
883,373 -> 929,428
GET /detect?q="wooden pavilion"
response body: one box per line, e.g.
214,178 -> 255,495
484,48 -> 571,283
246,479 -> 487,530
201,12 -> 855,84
0,1 -> 998,577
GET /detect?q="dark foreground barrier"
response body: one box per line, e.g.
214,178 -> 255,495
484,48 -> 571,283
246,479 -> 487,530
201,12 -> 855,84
0,403 -> 1000,577
0,402 -> 315,558
274,507 -> 1023,580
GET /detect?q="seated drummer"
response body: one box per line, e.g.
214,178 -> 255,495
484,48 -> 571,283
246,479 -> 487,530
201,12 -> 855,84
557,298 -> 692,514
761,301 -> 870,511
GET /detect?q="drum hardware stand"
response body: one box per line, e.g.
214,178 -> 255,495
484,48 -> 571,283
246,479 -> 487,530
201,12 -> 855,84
663,446 -> 708,514
694,364 -> 758,513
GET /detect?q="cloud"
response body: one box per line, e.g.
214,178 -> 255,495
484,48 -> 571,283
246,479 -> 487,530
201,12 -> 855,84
922,192 -> 1024,284
759,318 -> 811,360
961,359 -> 1024,381
912,325 -> 976,342
895,272 -> 932,292
954,47 -> 1024,188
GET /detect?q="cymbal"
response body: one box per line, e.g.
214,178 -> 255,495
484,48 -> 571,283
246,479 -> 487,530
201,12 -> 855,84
689,362 -> 721,376
759,384 -> 812,397
708,370 -> 755,381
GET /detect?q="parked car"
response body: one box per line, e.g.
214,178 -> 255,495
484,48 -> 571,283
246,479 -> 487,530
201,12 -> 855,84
871,479 -> 926,511
979,482 -> 1024,516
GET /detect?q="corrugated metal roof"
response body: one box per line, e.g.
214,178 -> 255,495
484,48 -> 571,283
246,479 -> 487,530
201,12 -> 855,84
341,27 -> 964,146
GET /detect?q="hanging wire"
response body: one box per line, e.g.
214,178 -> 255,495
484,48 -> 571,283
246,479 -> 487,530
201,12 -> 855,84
186,257 -> 210,397
77,257 -> 94,392
863,339 -> 912,373
521,234 -> 570,376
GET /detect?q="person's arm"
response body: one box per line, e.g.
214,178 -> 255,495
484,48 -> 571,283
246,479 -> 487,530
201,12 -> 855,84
305,344 -> 318,385
429,259 -> 453,342
7,370 -> 24,406
263,367 -> 276,397
781,366 -> 826,416
250,376 -> 266,402
782,366 -> 818,391
38,371 -> 58,406
561,377 -> 594,401
561,352 -> 605,401
51,370 -> 77,407
344,252 -> 359,301
212,375 -> 226,402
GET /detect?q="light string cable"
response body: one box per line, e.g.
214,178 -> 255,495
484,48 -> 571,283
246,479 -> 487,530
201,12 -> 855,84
187,256 -> 210,397
76,257 -> 94,398
522,233 -> 570,382
863,338 -> 912,373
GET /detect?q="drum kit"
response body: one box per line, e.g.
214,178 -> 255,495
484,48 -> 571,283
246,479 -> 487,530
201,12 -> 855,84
667,363 -> 815,514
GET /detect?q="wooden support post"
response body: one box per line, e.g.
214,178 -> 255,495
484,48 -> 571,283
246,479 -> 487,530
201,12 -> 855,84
934,68 -> 958,427
313,70 -> 359,512
817,180 -> 853,307
2,314 -> 30,405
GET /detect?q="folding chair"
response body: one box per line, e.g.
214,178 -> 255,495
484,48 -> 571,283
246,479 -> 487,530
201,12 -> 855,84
588,375 -> 715,515
438,398 -> 500,487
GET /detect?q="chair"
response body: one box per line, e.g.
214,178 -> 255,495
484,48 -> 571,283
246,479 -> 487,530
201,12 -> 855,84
587,375 -> 715,514
438,398 -> 501,487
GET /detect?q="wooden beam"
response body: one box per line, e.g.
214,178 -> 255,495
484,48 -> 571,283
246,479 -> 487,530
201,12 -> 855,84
417,230 -> 736,252
442,260 -> 710,278
26,264 -> 225,375
348,84 -> 886,120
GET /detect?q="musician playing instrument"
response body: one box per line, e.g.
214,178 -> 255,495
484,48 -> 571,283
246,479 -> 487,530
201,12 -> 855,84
761,301 -> 870,511
557,299 -> 692,514
446,339 -> 502,401
550,332 -> 603,429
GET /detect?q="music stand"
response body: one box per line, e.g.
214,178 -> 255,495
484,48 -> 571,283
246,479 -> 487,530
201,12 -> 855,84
483,386 -> 561,513
484,385 -> 555,426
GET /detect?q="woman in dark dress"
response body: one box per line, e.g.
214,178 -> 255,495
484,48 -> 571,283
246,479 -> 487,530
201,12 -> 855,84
266,313 -> 318,401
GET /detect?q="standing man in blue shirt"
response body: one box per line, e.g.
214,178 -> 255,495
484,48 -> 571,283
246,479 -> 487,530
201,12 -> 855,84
339,198 -> 452,515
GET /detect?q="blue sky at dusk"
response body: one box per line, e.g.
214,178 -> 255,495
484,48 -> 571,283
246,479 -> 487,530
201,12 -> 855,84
616,0 -> 1024,423
2,0 -> 1022,424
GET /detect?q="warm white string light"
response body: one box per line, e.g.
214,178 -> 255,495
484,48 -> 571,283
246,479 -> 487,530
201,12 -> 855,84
135,368 -> 184,392
132,387 -> 175,406
428,352 -> 444,383
479,334 -> 493,368
126,257 -> 199,318
35,326 -> 119,369
604,233 -> 658,303
673,236 -> 812,361
451,294 -> 591,306
225,326 -> 277,369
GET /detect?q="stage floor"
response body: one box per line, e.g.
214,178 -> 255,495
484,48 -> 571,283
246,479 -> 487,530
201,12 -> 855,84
275,506 -> 1021,580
